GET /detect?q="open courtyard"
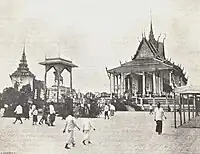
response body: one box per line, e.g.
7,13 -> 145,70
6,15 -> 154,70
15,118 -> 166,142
0,112 -> 200,154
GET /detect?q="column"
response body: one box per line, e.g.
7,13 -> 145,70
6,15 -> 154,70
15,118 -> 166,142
70,69 -> 73,94
122,73 -> 125,95
57,69 -> 60,104
127,77 -> 130,93
116,75 -> 119,97
169,70 -> 172,86
158,75 -> 161,96
142,72 -> 146,96
109,73 -> 112,96
113,74 -> 115,94
44,69 -> 47,104
153,71 -> 156,95
119,74 -> 122,97
160,71 -> 163,95
187,94 -> 190,121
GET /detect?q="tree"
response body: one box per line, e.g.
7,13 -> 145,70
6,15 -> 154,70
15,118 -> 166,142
2,87 -> 20,105
19,84 -> 34,104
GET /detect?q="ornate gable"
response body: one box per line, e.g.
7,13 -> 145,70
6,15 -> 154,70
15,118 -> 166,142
134,38 -> 155,59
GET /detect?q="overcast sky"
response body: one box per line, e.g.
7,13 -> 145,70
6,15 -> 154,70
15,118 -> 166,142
0,0 -> 199,93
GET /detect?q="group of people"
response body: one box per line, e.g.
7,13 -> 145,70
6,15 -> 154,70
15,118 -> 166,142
63,113 -> 96,149
13,101 -> 56,126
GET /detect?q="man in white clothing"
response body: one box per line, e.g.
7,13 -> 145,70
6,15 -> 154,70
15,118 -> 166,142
154,102 -> 167,135
82,117 -> 95,145
13,103 -> 23,124
63,113 -> 80,149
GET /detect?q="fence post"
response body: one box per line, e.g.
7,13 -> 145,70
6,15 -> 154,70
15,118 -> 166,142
193,95 -> 195,118
179,94 -> 182,126
182,94 -> 186,123
174,93 -> 176,128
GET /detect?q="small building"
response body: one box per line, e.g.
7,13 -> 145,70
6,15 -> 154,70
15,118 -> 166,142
106,21 -> 188,106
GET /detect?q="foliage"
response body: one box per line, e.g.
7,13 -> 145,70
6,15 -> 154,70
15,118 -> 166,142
2,87 -> 20,105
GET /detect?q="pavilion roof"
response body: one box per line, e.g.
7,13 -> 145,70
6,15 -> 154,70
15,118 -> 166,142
175,85 -> 200,94
39,57 -> 78,68
107,58 -> 173,74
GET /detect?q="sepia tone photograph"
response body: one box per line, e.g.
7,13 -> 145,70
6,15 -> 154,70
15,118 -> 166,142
0,0 -> 200,154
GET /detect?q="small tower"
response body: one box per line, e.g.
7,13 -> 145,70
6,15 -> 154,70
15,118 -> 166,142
10,46 -> 35,90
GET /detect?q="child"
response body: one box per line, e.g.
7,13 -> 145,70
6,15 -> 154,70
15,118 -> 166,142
32,104 -> 38,125
82,117 -> 95,145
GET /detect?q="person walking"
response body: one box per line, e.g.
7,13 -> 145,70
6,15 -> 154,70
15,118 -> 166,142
63,113 -> 80,149
39,105 -> 49,125
13,103 -> 23,124
104,103 -> 110,120
49,102 -> 56,126
82,117 -> 95,145
32,104 -> 38,125
154,102 -> 167,135
149,103 -> 153,114
110,104 -> 116,116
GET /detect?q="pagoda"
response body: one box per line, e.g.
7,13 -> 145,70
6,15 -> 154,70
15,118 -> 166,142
10,46 -> 35,91
106,20 -> 188,105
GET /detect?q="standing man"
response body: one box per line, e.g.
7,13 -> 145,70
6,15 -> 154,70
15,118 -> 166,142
154,102 -> 167,135
82,116 -> 95,145
13,103 -> 23,124
63,113 -> 80,149
49,102 -> 56,126
104,103 -> 110,120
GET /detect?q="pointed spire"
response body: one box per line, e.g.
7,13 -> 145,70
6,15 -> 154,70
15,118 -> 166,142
19,44 -> 28,69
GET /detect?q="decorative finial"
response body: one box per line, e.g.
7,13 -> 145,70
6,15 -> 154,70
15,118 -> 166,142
163,33 -> 166,43
23,39 -> 26,55
157,33 -> 161,42
45,52 -> 47,60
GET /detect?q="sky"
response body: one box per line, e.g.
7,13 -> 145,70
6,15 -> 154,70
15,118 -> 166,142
0,0 -> 200,93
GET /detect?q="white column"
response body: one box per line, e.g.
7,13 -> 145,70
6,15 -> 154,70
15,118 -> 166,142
160,71 -> 163,95
113,74 -> 115,94
120,74 -> 122,97
169,70 -> 172,86
122,73 -> 125,95
153,71 -> 156,95
158,75 -> 161,96
142,72 -> 146,96
109,73 -> 112,96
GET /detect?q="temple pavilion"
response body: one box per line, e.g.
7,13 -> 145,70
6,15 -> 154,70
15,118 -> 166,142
106,21 -> 188,105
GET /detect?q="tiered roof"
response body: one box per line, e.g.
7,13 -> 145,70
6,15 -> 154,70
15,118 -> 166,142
107,20 -> 188,83
10,47 -> 35,78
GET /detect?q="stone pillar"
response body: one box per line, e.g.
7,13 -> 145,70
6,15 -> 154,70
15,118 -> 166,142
169,70 -> 172,86
119,74 -> 122,97
142,72 -> 146,96
153,71 -> 156,95
122,73 -> 125,95
113,74 -> 115,94
160,71 -> 163,95
116,75 -> 119,97
109,73 -> 112,96
158,75 -> 161,96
